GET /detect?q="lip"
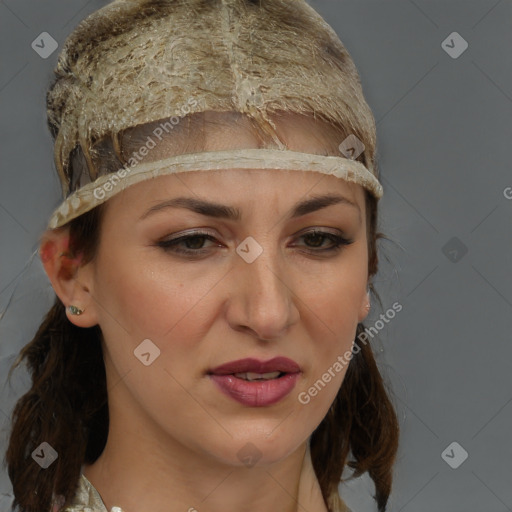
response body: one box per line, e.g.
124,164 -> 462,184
209,357 -> 301,375
208,357 -> 302,407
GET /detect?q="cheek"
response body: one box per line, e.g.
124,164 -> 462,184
301,262 -> 365,339
96,249 -> 201,332
295,256 -> 365,403
92,252 -> 219,412
93,249 -> 227,379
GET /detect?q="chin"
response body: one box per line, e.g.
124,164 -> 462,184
208,425 -> 308,468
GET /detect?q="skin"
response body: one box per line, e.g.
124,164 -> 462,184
41,116 -> 370,512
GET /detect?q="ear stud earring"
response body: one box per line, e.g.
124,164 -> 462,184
68,305 -> 84,316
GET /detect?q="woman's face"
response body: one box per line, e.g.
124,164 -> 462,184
68,121 -> 370,468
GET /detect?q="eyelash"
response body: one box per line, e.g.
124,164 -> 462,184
156,229 -> 354,257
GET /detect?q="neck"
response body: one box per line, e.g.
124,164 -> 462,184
82,386 -> 328,512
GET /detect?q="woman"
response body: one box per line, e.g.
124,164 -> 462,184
5,0 -> 399,511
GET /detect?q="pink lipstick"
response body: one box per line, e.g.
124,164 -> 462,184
208,357 -> 301,407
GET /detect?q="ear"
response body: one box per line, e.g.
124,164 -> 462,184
39,227 -> 99,328
357,286 -> 371,324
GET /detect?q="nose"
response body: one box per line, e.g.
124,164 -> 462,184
226,241 -> 300,341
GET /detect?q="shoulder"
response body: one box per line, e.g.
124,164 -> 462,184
328,490 -> 354,512
54,474 -> 109,512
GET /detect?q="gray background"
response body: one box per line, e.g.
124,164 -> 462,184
1,0 -> 511,511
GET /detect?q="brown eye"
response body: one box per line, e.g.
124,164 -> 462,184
295,230 -> 354,252
303,232 -> 325,247
157,231 -> 220,256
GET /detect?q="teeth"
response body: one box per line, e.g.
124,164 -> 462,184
234,371 -> 282,381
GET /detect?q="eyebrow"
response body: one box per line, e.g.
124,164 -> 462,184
138,193 -> 360,222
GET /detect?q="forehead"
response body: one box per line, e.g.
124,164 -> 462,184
166,167 -> 364,204
104,169 -> 365,233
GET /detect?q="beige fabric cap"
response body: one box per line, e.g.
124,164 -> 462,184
46,0 -> 383,229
